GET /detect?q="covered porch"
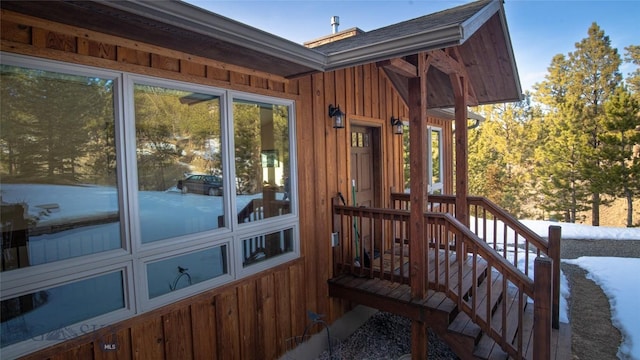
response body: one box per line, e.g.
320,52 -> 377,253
309,1 -> 566,357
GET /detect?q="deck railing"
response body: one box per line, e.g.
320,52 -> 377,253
390,192 -> 561,329
333,195 -> 557,360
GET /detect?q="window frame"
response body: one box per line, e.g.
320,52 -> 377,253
427,126 -> 444,194
0,53 -> 300,358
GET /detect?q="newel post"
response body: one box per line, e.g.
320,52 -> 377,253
548,225 -> 561,329
533,257 -> 552,360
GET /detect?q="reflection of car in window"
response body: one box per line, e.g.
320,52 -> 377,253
177,175 -> 223,196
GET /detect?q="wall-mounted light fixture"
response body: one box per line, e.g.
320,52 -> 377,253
328,104 -> 345,129
390,116 -> 403,135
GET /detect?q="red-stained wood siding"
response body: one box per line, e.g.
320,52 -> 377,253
1,9 -> 453,360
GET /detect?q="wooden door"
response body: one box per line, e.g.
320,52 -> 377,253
350,125 -> 380,263
350,126 -> 374,208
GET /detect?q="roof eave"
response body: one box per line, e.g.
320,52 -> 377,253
495,2 -> 524,100
459,0 -> 523,101
323,24 -> 463,72
105,0 -> 327,72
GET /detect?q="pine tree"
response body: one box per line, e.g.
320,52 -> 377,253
568,23 -> 622,225
468,94 -> 540,218
533,24 -> 622,225
601,86 -> 640,226
534,55 -> 591,221
624,45 -> 640,96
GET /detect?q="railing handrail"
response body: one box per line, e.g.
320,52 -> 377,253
332,202 -> 535,295
467,195 -> 549,253
391,192 -> 550,256
427,211 -> 535,295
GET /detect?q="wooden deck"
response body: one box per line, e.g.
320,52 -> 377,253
329,251 -> 571,360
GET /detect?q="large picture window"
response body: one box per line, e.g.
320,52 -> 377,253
133,83 -> 224,243
0,54 -> 299,358
0,63 -> 121,269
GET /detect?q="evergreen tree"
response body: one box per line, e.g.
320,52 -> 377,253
568,23 -> 622,225
533,24 -> 622,225
535,103 -> 591,222
533,54 -> 591,221
624,45 -> 640,96
468,94 -> 540,218
601,86 -> 640,226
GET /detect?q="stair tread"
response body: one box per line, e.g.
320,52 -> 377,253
448,312 -> 481,339
474,333 -> 508,360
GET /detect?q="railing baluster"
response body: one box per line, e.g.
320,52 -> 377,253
472,247 -> 477,319
482,208 -> 487,243
514,232 -> 519,270
518,285 -> 524,359
486,266 -> 492,329
443,220 -> 448,292
503,222 -> 508,259
500,276 -> 509,341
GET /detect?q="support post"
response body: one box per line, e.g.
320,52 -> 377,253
534,257 -> 552,360
408,53 -> 429,299
548,225 -> 562,329
408,52 -> 430,360
411,320 -> 428,360
452,74 -> 469,227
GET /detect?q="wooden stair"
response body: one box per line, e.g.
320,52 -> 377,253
328,253 -> 569,359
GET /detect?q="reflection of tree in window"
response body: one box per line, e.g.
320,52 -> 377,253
0,65 -> 115,186
134,85 -> 220,191
233,102 -> 289,195
432,130 -> 441,184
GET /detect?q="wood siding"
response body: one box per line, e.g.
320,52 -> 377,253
1,9 -> 453,359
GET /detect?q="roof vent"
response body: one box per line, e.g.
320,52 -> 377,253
331,16 -> 339,34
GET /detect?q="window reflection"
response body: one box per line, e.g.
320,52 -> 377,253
133,85 -> 223,243
242,228 -> 293,267
147,245 -> 228,298
431,129 -> 441,184
0,271 -> 124,347
0,65 -> 120,270
233,101 -> 291,224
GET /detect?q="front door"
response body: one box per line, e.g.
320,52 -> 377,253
350,125 -> 380,261
350,126 -> 375,208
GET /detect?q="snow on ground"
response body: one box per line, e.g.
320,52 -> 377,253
563,257 -> 640,360
522,220 -> 640,241
522,220 -> 640,360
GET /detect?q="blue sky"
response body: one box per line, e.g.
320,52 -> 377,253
185,0 -> 639,92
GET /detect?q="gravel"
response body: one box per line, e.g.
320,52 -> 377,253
314,312 -> 459,360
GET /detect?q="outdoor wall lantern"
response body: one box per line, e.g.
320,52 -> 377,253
390,116 -> 404,135
328,104 -> 345,129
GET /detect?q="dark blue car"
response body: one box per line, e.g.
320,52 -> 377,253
177,175 -> 223,196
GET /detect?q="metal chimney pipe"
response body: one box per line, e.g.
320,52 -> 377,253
331,16 -> 340,34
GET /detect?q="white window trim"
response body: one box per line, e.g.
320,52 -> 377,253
0,53 -> 300,357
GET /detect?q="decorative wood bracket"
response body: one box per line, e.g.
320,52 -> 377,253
376,58 -> 417,78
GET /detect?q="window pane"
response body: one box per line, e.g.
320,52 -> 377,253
134,85 -> 223,243
0,65 -> 121,270
233,101 -> 291,224
431,129 -> 441,184
242,228 -> 293,267
0,271 -> 125,347
147,245 -> 228,298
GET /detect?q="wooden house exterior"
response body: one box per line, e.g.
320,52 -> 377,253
0,1 -> 568,359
